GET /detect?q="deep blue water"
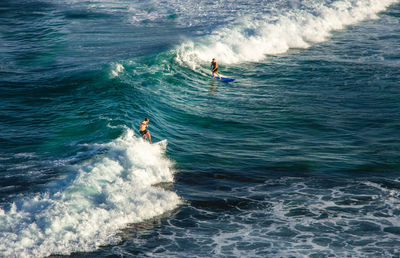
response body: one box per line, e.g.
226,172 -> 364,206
1,0 -> 400,256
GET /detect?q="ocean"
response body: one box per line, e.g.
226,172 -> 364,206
1,0 -> 400,256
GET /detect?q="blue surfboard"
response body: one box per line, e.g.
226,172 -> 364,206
212,76 -> 235,82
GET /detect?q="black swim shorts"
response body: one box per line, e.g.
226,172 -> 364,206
139,129 -> 148,136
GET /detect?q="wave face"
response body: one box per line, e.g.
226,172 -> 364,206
0,129 -> 181,257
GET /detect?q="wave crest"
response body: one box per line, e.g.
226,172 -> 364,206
0,129 -> 181,257
175,0 -> 398,67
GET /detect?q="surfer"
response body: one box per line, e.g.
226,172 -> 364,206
211,58 -> 221,79
139,118 -> 152,144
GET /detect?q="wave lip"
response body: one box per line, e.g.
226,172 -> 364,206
0,129 -> 181,257
176,0 -> 400,67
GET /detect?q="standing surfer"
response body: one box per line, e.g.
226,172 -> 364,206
139,118 -> 152,144
211,58 -> 221,79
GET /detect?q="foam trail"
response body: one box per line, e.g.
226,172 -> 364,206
0,129 -> 181,257
175,0 -> 399,69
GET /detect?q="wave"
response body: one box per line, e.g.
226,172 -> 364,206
0,128 -> 181,257
175,0 -> 399,69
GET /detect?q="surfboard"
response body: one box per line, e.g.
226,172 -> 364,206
155,139 -> 167,145
212,76 -> 235,82
154,139 -> 167,148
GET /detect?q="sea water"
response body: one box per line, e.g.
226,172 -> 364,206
1,0 -> 400,256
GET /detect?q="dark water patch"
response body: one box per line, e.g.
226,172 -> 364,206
383,226 -> 400,235
0,0 -> 55,18
347,221 -> 381,234
63,10 -> 112,20
312,237 -> 332,247
190,197 -> 257,212
285,208 -> 317,217
175,168 -> 274,192
268,227 -> 298,238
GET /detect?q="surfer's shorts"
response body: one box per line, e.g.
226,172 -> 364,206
139,129 -> 148,136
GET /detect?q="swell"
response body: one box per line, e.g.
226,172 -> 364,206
1,0 -> 399,256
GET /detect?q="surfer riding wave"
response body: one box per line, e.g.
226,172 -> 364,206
211,58 -> 221,79
139,118 -> 152,144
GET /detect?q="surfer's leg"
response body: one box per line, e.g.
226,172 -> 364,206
147,132 -> 152,144
212,71 -> 215,79
216,72 -> 221,79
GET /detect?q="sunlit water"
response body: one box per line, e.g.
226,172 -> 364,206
1,0 -> 400,256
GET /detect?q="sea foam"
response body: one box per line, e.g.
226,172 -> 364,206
175,0 -> 399,69
0,129 -> 181,257
110,63 -> 125,78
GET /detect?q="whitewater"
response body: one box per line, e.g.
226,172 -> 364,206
0,129 -> 181,257
1,0 -> 400,256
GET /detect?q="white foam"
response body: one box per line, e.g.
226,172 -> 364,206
175,0 -> 399,68
110,63 -> 125,78
0,128 -> 181,257
148,177 -> 400,257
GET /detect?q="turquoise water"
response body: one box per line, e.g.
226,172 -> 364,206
1,0 -> 400,256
